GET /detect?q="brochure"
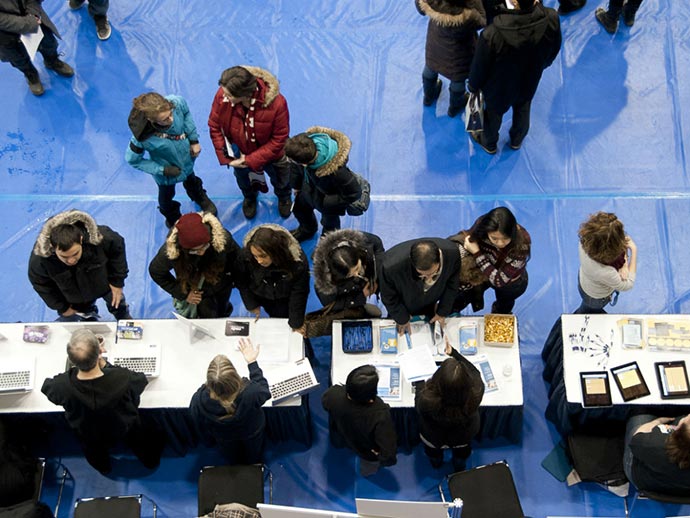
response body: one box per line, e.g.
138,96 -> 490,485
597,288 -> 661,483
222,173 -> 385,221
375,364 -> 402,401
470,354 -> 498,393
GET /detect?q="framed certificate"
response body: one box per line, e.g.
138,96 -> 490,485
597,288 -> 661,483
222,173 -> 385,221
580,371 -> 612,407
655,361 -> 690,399
610,361 -> 650,402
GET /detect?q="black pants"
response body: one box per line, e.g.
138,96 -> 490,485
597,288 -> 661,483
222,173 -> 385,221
0,26 -> 59,77
607,0 -> 643,16
292,189 -> 341,234
482,100 -> 532,150
197,286 -> 234,319
216,427 -> 266,465
157,172 -> 208,226
252,295 -> 289,319
423,443 -> 472,471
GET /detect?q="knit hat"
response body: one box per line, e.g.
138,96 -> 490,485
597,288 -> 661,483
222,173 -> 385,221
175,213 -> 211,249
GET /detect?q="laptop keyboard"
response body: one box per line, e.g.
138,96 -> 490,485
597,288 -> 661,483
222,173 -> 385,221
112,357 -> 157,374
0,370 -> 31,391
269,371 -> 314,401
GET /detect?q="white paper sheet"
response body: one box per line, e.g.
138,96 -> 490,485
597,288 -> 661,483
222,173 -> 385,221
20,26 -> 43,62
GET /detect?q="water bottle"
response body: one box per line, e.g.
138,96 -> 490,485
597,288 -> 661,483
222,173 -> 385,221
448,497 -> 463,518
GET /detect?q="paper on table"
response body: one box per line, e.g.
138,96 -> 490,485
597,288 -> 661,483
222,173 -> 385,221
409,321 -> 436,353
250,319 -> 291,363
375,364 -> 401,401
398,345 -> 437,382
21,26 -> 43,62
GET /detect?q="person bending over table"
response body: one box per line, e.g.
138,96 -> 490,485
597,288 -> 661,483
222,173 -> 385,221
236,224 -> 310,334
189,338 -> 270,464
149,212 -> 240,318
449,206 -> 530,314
623,413 -> 690,496
415,337 -> 485,471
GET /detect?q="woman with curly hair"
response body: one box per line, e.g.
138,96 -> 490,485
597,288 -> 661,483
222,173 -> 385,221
577,212 -> 637,313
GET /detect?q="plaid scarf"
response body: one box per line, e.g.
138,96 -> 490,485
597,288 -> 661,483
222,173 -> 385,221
241,87 -> 259,146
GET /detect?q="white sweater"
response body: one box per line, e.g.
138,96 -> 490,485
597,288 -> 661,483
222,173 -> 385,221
578,243 -> 635,299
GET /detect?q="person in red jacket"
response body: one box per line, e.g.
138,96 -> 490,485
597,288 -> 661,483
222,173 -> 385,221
208,66 -> 292,220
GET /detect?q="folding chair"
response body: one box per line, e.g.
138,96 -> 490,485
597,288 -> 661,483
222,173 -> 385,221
439,461 -> 525,518
73,494 -> 157,518
197,464 -> 272,516
625,488 -> 690,517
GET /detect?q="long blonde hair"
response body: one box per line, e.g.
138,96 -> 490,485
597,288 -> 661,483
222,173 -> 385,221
206,355 -> 243,418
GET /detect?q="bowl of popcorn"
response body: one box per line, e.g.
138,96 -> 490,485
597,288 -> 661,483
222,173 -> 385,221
483,314 -> 517,347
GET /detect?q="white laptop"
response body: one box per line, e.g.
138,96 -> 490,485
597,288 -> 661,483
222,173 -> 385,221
0,357 -> 35,394
108,343 -> 161,377
264,358 -> 319,404
172,312 -> 217,341
355,498 -> 449,518
257,503 -> 359,518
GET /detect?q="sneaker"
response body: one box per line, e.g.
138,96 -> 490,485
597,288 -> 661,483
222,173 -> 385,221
94,15 -> 111,41
290,227 -> 316,243
470,132 -> 497,155
423,79 -> 442,107
68,0 -> 85,8
595,7 -> 618,33
242,197 -> 257,219
25,72 -> 44,96
621,6 -> 636,26
45,59 -> 74,77
278,198 -> 292,218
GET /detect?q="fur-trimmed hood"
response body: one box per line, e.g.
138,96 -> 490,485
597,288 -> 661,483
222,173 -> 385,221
304,126 -> 351,178
32,210 -> 103,258
242,224 -> 302,262
417,0 -> 486,27
165,212 -> 227,260
241,66 -> 281,108
313,229 -> 371,295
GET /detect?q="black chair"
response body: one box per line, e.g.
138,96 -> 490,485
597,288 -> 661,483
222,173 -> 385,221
73,494 -> 157,518
625,488 -> 690,517
197,464 -> 272,516
439,461 -> 525,518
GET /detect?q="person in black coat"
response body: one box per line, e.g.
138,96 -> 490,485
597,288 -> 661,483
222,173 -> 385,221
416,0 -> 486,117
189,339 -> 271,464
467,0 -> 561,154
415,338 -> 484,470
379,238 -> 461,334
149,212 -> 240,318
28,210 -> 132,321
312,229 -> 385,316
236,224 -> 310,333
322,365 -> 397,476
0,0 -> 74,96
41,329 -> 161,474
285,126 -> 363,242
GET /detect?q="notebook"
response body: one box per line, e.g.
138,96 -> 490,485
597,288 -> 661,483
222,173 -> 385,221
108,343 -> 162,377
264,358 -> 319,404
0,357 -> 35,393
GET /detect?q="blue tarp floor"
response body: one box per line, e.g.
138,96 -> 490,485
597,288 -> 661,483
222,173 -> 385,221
1,0 -> 690,517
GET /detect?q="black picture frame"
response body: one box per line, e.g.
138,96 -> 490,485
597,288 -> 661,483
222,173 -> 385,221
655,361 -> 690,400
580,371 -> 612,407
610,361 -> 650,402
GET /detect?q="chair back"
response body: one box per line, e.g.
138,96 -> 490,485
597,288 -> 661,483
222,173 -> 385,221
197,464 -> 265,516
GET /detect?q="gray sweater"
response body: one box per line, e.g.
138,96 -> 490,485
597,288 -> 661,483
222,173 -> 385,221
578,243 -> 635,298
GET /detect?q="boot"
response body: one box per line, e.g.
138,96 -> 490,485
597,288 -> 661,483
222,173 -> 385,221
621,4 -> 636,26
195,192 -> 217,216
595,7 -> 618,33
25,69 -> 44,96
94,15 -> 112,41
422,77 -> 442,107
447,89 -> 468,118
45,58 -> 75,77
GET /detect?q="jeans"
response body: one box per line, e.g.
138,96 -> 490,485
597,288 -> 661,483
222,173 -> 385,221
56,290 -> 131,321
0,25 -> 59,76
292,190 -> 341,234
482,100 -> 532,150
233,155 -> 291,200
422,65 -> 465,94
157,172 -> 207,226
576,279 -> 614,314
85,0 -> 109,17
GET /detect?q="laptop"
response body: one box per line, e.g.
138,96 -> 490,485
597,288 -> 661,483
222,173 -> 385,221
264,358 -> 319,404
108,343 -> 162,377
172,312 -> 217,341
355,498 -> 449,518
0,357 -> 35,394
257,504 -> 359,518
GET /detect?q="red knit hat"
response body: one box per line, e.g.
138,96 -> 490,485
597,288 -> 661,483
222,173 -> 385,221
175,213 -> 211,249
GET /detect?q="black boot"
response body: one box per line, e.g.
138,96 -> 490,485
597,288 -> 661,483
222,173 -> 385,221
24,68 -> 44,96
45,58 -> 74,77
595,6 -> 618,33
447,89 -> 468,118
621,3 -> 637,26
422,77 -> 442,107
184,175 -> 217,215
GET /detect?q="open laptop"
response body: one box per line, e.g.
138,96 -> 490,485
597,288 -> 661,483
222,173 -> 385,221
172,312 -> 217,341
108,343 -> 162,377
355,498 -> 449,518
257,503 -> 359,518
264,358 -> 319,404
0,357 -> 35,394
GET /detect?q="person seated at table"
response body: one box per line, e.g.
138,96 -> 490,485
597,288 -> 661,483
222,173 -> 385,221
235,224 -> 310,334
576,212 -> 637,314
149,212 -> 240,318
623,413 -> 690,496
41,329 -> 162,475
312,229 -> 385,317
448,207 -> 530,314
415,337 -> 485,471
189,339 -> 270,464
321,365 -> 397,477
379,238 -> 460,335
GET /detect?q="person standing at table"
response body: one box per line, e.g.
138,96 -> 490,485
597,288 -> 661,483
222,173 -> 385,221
576,212 -> 636,313
322,365 -> 397,476
149,212 -> 240,319
379,238 -> 460,335
41,329 -> 162,474
208,65 -> 292,221
126,92 -> 217,228
415,337 -> 484,470
28,209 -> 132,322
189,338 -> 271,464
449,207 -> 530,314
236,224 -> 310,334
623,413 -> 690,496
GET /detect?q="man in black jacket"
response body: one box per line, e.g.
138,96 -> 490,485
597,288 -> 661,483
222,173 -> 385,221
41,329 -> 162,474
28,209 -> 132,321
322,365 -> 397,476
0,0 -> 74,96
379,238 -> 461,335
468,0 -> 561,154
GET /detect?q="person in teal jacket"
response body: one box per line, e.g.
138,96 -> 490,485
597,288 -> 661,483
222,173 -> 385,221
126,92 -> 217,228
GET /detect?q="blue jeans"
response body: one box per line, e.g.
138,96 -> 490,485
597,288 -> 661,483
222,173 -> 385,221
85,0 -> 109,17
233,155 -> 291,201
422,65 -> 464,94
576,279 -> 616,314
157,172 -> 207,226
